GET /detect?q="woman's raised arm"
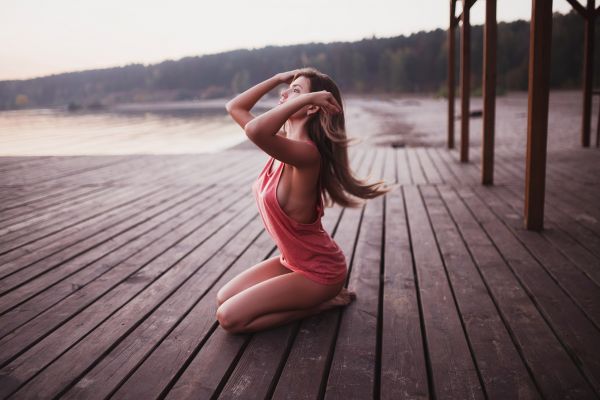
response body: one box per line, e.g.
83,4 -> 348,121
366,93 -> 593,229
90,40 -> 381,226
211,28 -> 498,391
225,71 -> 298,130
243,90 -> 341,168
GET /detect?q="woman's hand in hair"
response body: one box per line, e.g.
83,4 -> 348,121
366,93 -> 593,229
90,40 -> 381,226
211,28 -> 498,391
307,91 -> 342,115
276,70 -> 302,85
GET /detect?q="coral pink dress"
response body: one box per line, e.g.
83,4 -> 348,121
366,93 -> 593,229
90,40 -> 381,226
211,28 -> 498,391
251,146 -> 347,285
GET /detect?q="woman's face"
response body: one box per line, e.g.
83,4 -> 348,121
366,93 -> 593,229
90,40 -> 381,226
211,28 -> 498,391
279,76 -> 311,104
279,76 -> 313,120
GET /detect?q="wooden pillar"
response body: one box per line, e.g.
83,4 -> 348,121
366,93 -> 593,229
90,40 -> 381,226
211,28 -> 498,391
581,0 -> 595,147
482,0 -> 497,185
460,0 -> 471,162
448,0 -> 457,149
525,0 -> 553,231
597,92 -> 600,147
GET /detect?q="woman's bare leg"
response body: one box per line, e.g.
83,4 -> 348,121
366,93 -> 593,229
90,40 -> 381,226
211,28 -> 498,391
216,272 -> 356,334
216,255 -> 291,306
240,288 -> 357,333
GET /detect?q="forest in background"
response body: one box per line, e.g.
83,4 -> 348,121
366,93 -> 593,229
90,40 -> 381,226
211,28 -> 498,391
0,10 -> 598,110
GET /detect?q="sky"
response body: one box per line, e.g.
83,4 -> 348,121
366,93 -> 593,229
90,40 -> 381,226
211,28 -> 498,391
0,0 -> 574,81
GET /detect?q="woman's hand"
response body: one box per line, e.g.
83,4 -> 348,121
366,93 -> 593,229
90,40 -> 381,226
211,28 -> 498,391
276,69 -> 302,85
305,91 -> 342,114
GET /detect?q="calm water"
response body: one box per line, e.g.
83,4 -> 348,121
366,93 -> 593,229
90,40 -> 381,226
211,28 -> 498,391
1,92 -> 593,156
0,100 -> 261,156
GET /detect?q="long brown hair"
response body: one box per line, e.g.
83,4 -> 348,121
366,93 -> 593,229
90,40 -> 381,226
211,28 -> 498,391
290,67 -> 393,208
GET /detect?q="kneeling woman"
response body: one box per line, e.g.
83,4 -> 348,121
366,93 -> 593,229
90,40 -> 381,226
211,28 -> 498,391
216,67 -> 390,334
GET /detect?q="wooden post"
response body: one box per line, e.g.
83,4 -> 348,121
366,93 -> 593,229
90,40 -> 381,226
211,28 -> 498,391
597,92 -> 600,147
482,0 -> 497,185
460,0 -> 471,162
524,0 -> 553,231
581,0 -> 595,147
448,0 -> 457,149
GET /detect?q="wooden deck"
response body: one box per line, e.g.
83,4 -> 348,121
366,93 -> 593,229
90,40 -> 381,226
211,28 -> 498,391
0,144 -> 599,399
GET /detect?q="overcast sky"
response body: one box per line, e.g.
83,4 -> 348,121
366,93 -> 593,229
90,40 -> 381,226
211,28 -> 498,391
0,0 -> 574,81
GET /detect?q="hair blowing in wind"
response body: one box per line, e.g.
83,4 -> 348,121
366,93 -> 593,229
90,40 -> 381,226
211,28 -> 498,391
287,67 -> 394,208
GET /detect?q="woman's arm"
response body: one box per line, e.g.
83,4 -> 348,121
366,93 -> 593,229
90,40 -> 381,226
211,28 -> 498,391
225,71 -> 297,130
244,91 -> 341,168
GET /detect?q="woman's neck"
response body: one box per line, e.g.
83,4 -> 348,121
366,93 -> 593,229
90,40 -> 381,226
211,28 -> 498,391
285,118 -> 310,141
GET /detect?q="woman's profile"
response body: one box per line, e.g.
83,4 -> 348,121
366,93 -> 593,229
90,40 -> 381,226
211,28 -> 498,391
216,67 -> 391,334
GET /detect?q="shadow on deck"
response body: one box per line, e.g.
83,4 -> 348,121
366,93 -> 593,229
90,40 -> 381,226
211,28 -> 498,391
0,144 -> 598,399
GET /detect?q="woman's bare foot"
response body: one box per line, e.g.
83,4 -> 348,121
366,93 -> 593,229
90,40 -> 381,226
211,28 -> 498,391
318,288 -> 357,311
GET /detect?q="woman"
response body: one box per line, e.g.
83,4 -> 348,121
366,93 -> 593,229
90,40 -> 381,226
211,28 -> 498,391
216,67 -> 391,334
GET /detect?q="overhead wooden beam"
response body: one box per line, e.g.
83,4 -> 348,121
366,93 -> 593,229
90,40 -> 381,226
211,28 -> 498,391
454,0 -> 477,23
524,0 -> 553,231
460,0 -> 471,162
581,0 -> 595,147
482,0 -> 497,184
448,0 -> 457,149
565,0 -> 588,17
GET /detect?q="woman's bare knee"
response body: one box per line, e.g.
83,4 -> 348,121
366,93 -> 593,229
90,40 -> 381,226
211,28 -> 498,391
214,256 -> 291,307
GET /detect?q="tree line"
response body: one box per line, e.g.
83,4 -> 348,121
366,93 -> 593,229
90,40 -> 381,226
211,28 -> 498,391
0,10 -> 597,110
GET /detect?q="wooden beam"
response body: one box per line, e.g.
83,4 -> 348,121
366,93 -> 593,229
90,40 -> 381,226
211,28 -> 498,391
460,0 -> 471,162
524,0 -> 553,231
454,0 -> 477,22
482,0 -> 497,185
597,94 -> 600,147
448,0 -> 457,149
565,0 -> 588,17
581,0 -> 595,147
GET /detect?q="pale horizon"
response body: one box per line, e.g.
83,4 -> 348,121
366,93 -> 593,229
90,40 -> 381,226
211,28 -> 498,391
1,0 -> 574,81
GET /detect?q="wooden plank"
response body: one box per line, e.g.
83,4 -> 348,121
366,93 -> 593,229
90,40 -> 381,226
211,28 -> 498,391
0,183 -> 253,358
0,185 -> 208,312
0,185 -> 183,272
61,212 -> 267,400
415,147 -> 443,184
0,191 -> 258,398
163,231 -> 276,400
493,147 -> 600,228
0,153 -> 250,276
396,148 -> 412,185
428,147 -> 463,185
491,157 -> 600,258
456,185 -> 600,395
470,173 -> 600,290
0,186 -> 108,226
471,185 -> 600,328
0,186 -> 230,338
323,147 -> 385,399
421,185 -> 539,398
380,183 -> 429,398
0,154 -> 252,262
406,147 -> 426,185
0,155 -> 146,187
437,185 -> 597,399
403,185 -> 484,399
